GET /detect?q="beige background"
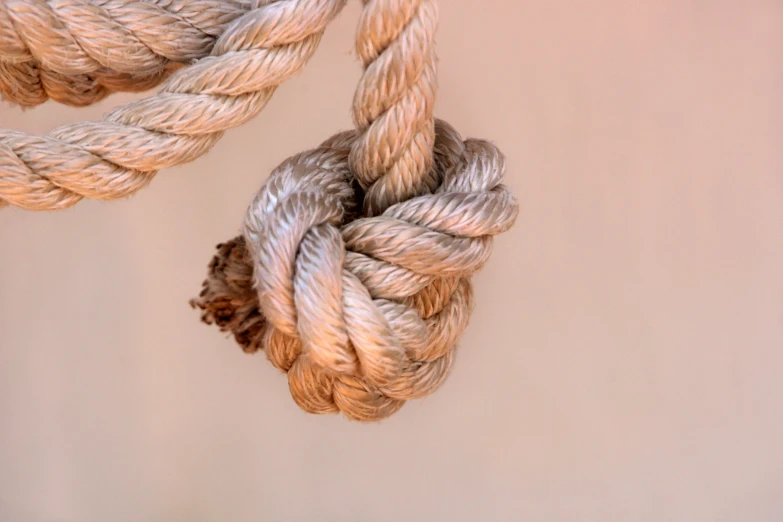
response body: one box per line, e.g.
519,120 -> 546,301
2,2 -> 782,521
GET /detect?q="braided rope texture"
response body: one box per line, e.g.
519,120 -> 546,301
0,0 -> 347,210
192,0 -> 519,421
0,0 -> 256,108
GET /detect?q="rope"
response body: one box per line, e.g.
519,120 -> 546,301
191,0 -> 519,421
0,0 -> 255,107
0,0 -> 347,210
350,0 -> 438,217
1,0 -> 518,421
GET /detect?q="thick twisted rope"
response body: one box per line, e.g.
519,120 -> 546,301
0,0 -> 255,107
0,0 -> 347,210
192,0 -> 519,421
350,0 -> 438,217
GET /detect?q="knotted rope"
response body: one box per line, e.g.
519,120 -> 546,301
191,0 -> 518,421
0,0 -> 347,210
2,0 -> 517,421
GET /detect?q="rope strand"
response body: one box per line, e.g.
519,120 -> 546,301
0,0 -> 348,210
350,0 -> 439,216
0,0 -> 255,107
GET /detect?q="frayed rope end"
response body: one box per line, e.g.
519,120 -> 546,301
189,236 -> 266,353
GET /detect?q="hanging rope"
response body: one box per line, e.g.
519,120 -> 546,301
0,0 -> 347,210
1,0 -> 517,421
191,0 -> 518,421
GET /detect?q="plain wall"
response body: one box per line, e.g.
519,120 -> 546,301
1,2 -> 782,521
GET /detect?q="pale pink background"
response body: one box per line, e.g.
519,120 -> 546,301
1,2 -> 782,521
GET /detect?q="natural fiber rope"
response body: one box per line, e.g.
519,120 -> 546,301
191,0 -> 519,421
350,0 -> 438,217
0,0 -> 347,210
0,0 -> 255,108
1,0 -> 517,421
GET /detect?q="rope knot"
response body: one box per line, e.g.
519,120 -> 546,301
192,120 -> 518,421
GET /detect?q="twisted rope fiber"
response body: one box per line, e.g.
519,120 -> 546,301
0,0 -> 258,108
192,0 -> 519,421
0,0 -> 347,210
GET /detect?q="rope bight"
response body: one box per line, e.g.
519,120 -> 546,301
1,0 -> 518,422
